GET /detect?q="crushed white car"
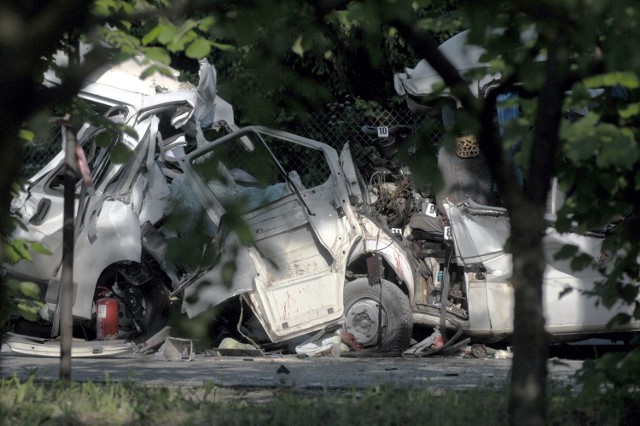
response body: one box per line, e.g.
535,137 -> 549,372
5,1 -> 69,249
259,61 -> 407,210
5,57 -> 235,342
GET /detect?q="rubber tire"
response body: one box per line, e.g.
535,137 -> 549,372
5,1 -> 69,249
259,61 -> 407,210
96,267 -> 173,344
343,278 -> 413,352
132,281 -> 173,344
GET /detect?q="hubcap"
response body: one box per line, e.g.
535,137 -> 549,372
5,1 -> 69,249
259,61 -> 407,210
345,298 -> 388,347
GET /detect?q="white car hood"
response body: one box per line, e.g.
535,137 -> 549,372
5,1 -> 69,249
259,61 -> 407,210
393,30 -> 497,98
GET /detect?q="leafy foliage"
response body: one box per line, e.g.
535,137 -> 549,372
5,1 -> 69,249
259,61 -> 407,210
1,2 -> 640,422
206,0 -> 463,127
3,279 -> 45,323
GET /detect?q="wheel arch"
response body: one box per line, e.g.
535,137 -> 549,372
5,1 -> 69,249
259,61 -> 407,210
71,200 -> 145,319
345,238 -> 416,304
92,258 -> 174,342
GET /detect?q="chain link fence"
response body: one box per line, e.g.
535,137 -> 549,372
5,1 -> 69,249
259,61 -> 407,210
20,103 -> 443,180
21,125 -> 62,179
285,102 -> 443,181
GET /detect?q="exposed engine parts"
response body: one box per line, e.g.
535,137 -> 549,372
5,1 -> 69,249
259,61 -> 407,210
361,125 -> 469,321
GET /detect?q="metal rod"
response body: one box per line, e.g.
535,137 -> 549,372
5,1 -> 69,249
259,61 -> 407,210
59,125 -> 77,381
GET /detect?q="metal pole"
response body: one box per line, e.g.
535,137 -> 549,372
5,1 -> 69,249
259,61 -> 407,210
59,124 -> 77,381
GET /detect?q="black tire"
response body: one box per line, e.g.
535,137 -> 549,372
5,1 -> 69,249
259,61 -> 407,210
95,266 -> 174,343
343,278 -> 413,352
129,281 -> 173,343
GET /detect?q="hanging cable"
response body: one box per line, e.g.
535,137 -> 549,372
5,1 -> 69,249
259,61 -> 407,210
236,297 -> 260,350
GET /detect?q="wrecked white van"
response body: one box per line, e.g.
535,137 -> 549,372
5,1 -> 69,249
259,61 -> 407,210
5,41 -> 639,353
4,57 -> 419,352
392,30 -> 640,346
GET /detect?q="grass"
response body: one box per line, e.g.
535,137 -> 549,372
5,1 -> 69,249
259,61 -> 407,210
0,374 -> 636,425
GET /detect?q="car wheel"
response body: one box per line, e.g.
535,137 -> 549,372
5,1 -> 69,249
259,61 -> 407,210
343,278 -> 413,352
96,266 -> 173,343
122,280 -> 173,343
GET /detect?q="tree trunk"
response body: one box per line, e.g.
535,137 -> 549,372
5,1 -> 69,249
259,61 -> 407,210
508,204 -> 549,425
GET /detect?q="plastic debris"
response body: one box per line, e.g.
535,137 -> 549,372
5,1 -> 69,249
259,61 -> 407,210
295,331 -> 351,357
494,349 -> 513,359
207,337 -> 263,357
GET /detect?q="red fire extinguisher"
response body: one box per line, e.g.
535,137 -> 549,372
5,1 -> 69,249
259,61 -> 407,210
96,297 -> 119,340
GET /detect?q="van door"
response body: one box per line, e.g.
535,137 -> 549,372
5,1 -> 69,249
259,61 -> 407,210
182,127 -> 355,341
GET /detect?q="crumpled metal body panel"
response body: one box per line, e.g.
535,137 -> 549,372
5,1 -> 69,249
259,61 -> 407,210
4,58 -> 234,327
71,199 -> 142,318
444,200 -> 640,339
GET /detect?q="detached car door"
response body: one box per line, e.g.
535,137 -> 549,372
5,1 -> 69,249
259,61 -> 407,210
182,127 -> 356,342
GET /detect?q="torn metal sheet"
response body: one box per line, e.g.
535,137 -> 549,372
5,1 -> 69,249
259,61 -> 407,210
161,337 -> 194,361
3,333 -> 133,358
136,326 -> 171,354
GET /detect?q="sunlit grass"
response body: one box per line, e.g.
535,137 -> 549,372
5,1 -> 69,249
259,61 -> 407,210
0,374 -> 635,425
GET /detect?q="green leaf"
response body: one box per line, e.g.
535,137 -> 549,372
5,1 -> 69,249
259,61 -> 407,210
168,31 -> 197,53
562,113 -> 601,163
157,24 -> 177,45
95,131 -> 115,148
292,35 -> 305,57
8,240 -> 32,263
142,25 -> 163,45
144,47 -> 171,64
211,41 -> 234,51
4,244 -> 21,264
221,260 -> 237,289
18,129 -> 35,142
112,50 -> 133,64
595,126 -> 639,170
618,102 -> 640,119
5,278 -> 21,292
118,124 -> 138,140
619,283 -> 639,304
174,19 -> 199,42
110,142 -> 133,164
140,65 -> 160,80
19,281 -> 40,298
155,65 -> 178,78
606,71 -> 639,88
570,253 -> 595,271
584,72 -> 640,89
607,313 -> 632,328
599,281 -> 620,308
185,38 -> 211,59
198,16 -> 216,32
234,222 -> 254,245
16,302 -> 39,322
29,242 -> 51,256
553,244 -> 578,260
92,0 -> 114,16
